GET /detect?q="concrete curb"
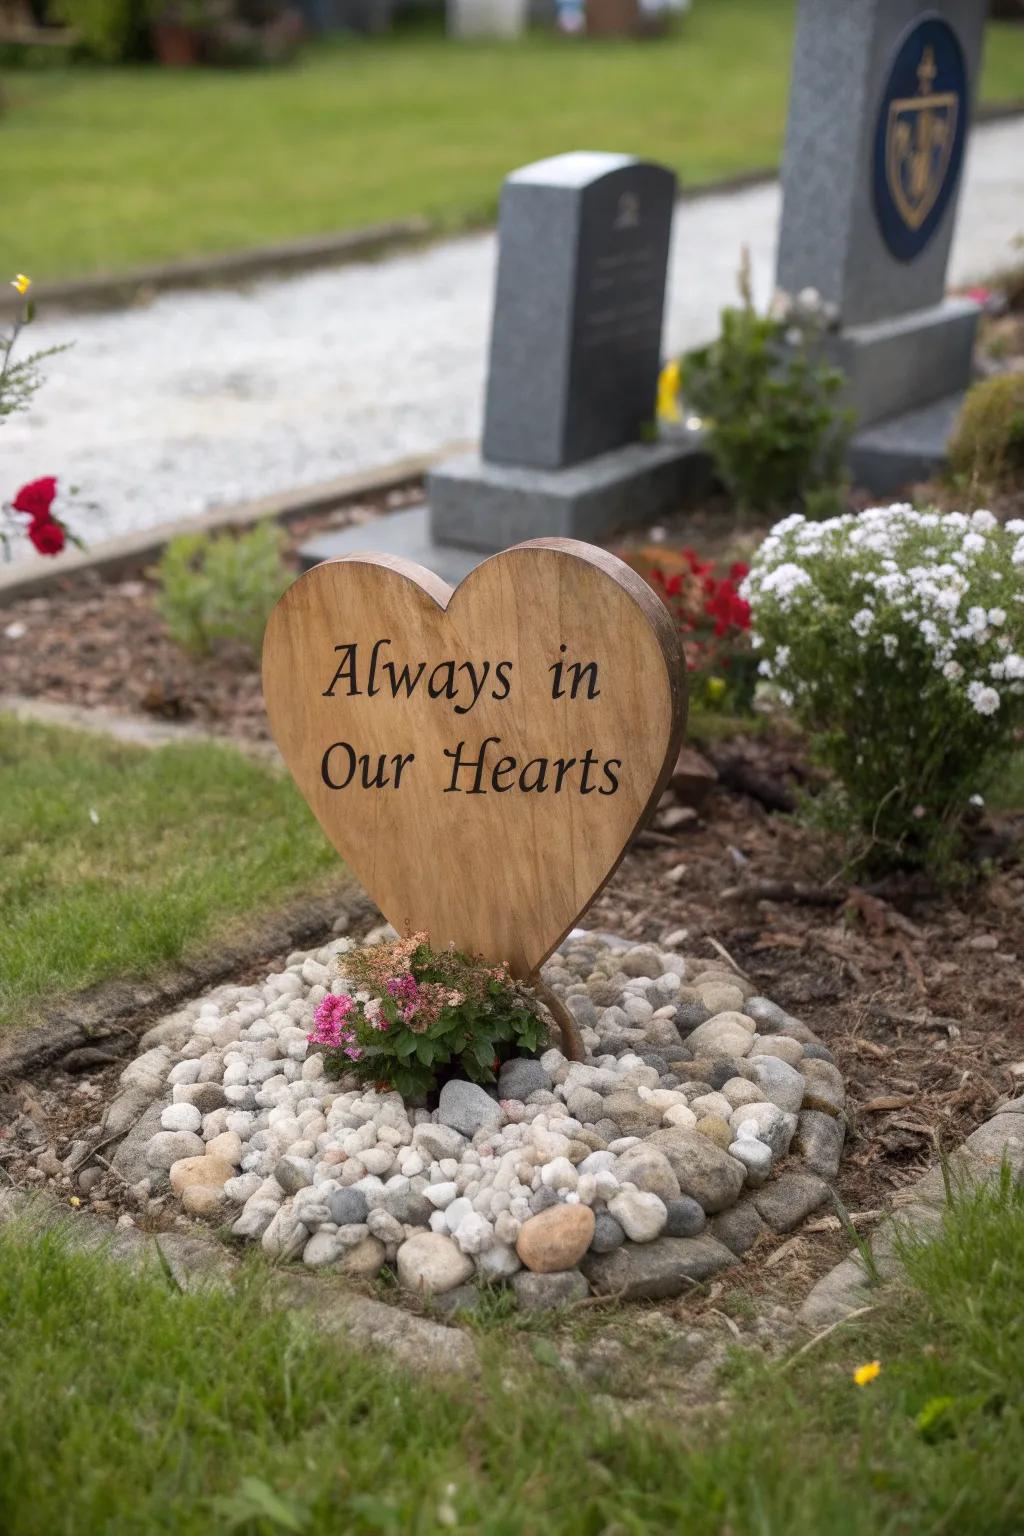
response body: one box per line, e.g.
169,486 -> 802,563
0,694 -> 283,764
0,885 -> 372,1081
798,1096 -> 1024,1328
0,217 -> 432,322
0,1187 -> 480,1377
0,447 -> 465,606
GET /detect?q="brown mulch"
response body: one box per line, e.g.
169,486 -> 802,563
0,481 -> 423,741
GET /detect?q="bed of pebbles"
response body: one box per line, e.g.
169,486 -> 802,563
99,928 -> 848,1308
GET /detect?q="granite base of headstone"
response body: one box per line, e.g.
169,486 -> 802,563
301,151 -> 705,582
428,434 -> 706,550
297,506 -> 484,587
431,151 -> 704,553
777,0 -> 987,491
847,393 -> 967,496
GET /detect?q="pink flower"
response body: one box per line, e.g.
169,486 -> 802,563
386,974 -> 420,1006
308,992 -> 357,1048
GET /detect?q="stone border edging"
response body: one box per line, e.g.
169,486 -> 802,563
0,694 -> 284,761
0,1186 -> 479,1376
798,1094 -> 1024,1328
0,447 -> 467,606
0,885 -> 375,1082
0,218 -> 432,323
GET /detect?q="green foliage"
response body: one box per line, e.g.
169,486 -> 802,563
154,522 -> 289,658
747,504 -> 1024,875
1,302 -> 68,426
318,936 -> 546,1099
55,0 -> 150,61
948,372 -> 1024,495
681,262 -> 851,516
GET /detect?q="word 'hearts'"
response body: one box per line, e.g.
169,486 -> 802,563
262,538 -> 685,978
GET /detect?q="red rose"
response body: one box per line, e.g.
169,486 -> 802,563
12,477 -> 58,523
29,518 -> 66,557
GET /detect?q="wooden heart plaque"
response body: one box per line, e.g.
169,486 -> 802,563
262,538 -> 685,979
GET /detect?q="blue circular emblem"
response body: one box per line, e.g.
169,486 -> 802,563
872,16 -> 968,263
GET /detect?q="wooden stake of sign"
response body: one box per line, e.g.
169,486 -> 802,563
262,538 -> 686,987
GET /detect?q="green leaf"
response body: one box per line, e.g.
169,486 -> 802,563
472,1035 -> 497,1071
414,1035 -> 436,1067
210,1476 -> 311,1533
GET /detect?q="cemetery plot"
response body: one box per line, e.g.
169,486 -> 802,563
3,532 -> 1022,1322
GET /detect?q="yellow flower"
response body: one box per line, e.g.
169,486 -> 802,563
706,676 -> 727,702
853,1360 -> 881,1386
69,1196 -> 82,1208
657,359 -> 682,423
11,273 -> 31,297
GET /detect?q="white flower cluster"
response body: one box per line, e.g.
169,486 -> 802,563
743,505 -> 1024,719
769,285 -> 840,333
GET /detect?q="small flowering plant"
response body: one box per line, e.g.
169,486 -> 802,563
2,276 -> 79,562
308,933 -> 547,1100
633,547 -> 756,709
678,258 -> 851,517
744,504 -> 1024,871
1,275 -> 67,427
1,476 -> 82,561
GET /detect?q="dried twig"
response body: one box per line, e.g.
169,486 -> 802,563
67,1127 -> 128,1175
804,1210 -> 883,1234
775,1305 -> 877,1374
703,1306 -> 744,1340
722,881 -> 844,907
634,829 -> 680,850
92,1150 -> 134,1190
705,935 -> 750,980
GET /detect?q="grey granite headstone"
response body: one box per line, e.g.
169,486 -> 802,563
482,152 -> 675,468
300,152 -> 706,581
427,152 -> 704,552
776,0 -> 988,487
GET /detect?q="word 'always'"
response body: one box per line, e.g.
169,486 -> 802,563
321,639 -> 600,714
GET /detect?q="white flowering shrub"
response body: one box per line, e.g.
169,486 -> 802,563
743,505 -> 1024,870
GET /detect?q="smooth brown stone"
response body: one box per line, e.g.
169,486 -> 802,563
516,1203 -> 596,1273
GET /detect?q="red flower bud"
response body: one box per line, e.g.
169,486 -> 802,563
12,477 -> 58,523
28,518 -> 65,557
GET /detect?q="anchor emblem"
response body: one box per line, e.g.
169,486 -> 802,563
885,45 -> 959,232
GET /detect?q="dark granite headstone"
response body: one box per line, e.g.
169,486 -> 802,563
482,153 -> 676,469
300,152 -> 705,581
425,151 -> 703,553
775,0 -> 987,488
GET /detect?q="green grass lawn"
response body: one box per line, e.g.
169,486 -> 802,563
0,715 -> 338,1040
1,1171 -> 1022,1534
3,3 -> 1024,283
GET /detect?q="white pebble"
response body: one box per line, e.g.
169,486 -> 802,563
160,1103 -> 202,1134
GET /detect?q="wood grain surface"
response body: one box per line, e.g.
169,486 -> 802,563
262,538 -> 685,978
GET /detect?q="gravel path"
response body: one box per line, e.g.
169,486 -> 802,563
5,117 -> 1023,557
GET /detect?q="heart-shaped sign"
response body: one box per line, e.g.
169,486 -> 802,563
262,538 -> 685,978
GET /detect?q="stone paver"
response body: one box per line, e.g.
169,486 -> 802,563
7,118 -> 1022,559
